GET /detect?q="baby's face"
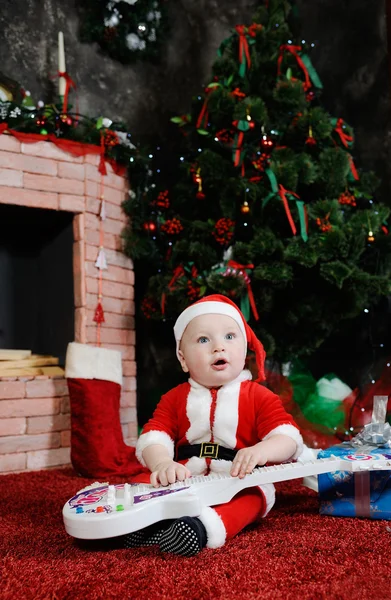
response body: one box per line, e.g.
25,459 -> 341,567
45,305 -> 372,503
178,314 -> 246,388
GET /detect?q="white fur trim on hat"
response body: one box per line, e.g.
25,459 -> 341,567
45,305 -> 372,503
135,430 -> 174,466
65,342 -> 122,386
263,424 -> 304,460
173,301 -> 247,360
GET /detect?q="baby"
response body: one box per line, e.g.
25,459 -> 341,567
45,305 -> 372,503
124,294 -> 303,556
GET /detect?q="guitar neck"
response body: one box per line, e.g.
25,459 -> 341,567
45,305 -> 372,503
174,456 -> 391,507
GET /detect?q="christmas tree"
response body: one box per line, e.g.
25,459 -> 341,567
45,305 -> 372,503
123,0 -> 391,370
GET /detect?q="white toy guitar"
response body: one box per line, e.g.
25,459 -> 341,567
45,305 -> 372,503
63,454 -> 391,540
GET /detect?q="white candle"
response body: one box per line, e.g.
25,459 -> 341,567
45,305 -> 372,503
58,31 -> 66,97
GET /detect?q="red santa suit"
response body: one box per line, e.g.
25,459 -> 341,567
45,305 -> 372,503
135,369 -> 303,548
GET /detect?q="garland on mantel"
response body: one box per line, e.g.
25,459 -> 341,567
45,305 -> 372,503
0,99 -> 148,174
79,0 -> 169,63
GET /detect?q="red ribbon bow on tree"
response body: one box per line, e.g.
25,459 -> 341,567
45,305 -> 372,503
227,260 -> 259,321
235,25 -> 252,75
196,87 -> 215,130
333,119 -> 359,180
278,184 -> 300,235
334,118 -> 353,148
161,265 -> 185,315
277,45 -> 311,91
232,120 -> 244,168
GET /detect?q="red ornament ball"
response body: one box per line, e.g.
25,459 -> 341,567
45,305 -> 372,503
306,90 -> 315,102
143,221 -> 157,232
260,134 -> 274,153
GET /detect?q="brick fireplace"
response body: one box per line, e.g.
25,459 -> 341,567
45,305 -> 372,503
0,133 -> 137,474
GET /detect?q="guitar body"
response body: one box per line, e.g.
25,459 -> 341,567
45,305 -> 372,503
63,455 -> 391,540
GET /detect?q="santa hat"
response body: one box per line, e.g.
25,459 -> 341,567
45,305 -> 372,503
173,294 -> 266,382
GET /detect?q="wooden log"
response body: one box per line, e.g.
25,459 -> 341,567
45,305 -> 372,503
0,349 -> 32,361
0,356 -> 59,372
40,366 -> 65,376
0,356 -> 59,369
0,366 -> 65,377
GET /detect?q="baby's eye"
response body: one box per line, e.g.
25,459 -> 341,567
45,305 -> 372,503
225,332 -> 236,340
197,336 -> 209,344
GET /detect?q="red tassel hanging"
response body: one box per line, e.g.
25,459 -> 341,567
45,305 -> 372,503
93,302 -> 105,324
99,132 -> 108,175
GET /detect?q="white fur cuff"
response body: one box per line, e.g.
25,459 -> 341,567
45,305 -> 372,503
198,506 -> 227,549
259,483 -> 276,517
135,430 -> 175,466
65,342 -> 122,386
263,424 -> 304,460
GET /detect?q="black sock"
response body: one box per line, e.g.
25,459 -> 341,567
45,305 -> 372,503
122,520 -> 172,548
159,516 -> 207,557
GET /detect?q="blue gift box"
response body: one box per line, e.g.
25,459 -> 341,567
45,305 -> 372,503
317,443 -> 391,520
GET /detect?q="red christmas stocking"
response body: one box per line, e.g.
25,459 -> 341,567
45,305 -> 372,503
65,342 -> 145,478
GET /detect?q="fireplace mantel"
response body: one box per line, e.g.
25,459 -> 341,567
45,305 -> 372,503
0,133 -> 137,474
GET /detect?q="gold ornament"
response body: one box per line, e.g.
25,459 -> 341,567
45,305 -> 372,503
367,216 -> 375,242
241,200 -> 250,214
0,71 -> 23,103
194,167 -> 205,199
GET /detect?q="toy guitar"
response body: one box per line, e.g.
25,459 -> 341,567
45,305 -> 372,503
63,454 -> 391,540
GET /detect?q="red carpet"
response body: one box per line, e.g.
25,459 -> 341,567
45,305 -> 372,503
1,468 -> 390,600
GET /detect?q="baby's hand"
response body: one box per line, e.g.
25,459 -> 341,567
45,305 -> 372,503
230,443 -> 268,479
150,459 -> 192,488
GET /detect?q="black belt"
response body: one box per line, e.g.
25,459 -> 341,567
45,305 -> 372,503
176,442 -> 238,462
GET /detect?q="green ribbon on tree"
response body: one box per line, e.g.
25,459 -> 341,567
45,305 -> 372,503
235,25 -> 253,78
299,54 -> 323,89
217,35 -> 233,59
265,167 -> 279,192
232,120 -> 250,167
262,171 -> 307,241
218,25 -> 255,78
227,259 -> 259,321
211,260 -> 258,321
296,200 -> 308,242
262,168 -> 279,208
241,292 -> 250,321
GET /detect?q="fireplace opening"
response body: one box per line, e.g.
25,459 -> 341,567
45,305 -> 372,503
0,204 -> 74,366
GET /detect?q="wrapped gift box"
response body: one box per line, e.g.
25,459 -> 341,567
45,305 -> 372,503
317,443 -> 391,520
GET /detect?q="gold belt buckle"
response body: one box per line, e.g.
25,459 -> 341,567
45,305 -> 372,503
200,442 -> 219,459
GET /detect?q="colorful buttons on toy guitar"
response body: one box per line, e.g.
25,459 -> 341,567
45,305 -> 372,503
96,506 -> 105,513
76,507 -> 84,514
116,505 -> 124,511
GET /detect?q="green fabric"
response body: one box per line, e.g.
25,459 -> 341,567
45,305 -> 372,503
289,363 -> 345,430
